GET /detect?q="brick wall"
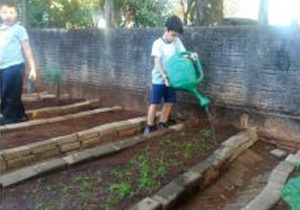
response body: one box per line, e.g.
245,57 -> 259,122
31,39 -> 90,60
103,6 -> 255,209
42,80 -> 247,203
28,26 -> 300,141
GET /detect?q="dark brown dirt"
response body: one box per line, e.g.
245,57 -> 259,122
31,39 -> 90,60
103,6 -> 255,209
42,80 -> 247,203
0,123 -> 238,210
272,199 -> 291,210
1,110 -> 143,150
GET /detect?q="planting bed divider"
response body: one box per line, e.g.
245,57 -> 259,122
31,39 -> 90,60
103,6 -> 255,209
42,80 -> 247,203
26,99 -> 102,120
24,95 -> 86,110
0,115 -> 146,173
21,92 -> 55,101
0,106 -> 124,134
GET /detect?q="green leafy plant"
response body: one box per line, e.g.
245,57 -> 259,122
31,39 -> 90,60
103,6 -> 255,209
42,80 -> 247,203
103,196 -> 119,210
179,131 -> 186,136
137,155 -> 155,191
281,163 -> 300,210
281,176 -> 300,210
197,138 -> 211,152
156,152 -> 167,177
200,128 -> 212,138
109,182 -> 131,198
73,173 -> 94,202
183,142 -> 194,159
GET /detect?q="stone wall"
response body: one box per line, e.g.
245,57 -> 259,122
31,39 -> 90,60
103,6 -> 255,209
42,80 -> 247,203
28,26 -> 300,142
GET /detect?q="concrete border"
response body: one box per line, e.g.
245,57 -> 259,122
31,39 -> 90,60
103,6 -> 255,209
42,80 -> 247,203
240,151 -> 300,210
0,105 -> 122,133
129,127 -> 258,210
0,120 -> 198,187
26,99 -> 102,119
0,115 -> 147,173
21,92 -> 70,102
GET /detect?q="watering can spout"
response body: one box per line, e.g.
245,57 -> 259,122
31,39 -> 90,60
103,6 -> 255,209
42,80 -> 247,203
192,89 -> 210,107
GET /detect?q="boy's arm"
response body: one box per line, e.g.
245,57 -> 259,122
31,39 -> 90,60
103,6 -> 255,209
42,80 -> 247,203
154,56 -> 169,87
21,40 -> 37,80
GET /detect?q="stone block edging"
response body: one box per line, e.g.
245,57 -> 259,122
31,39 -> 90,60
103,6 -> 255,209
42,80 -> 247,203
130,127 -> 258,210
0,106 -> 122,134
26,99 -> 102,119
0,115 -> 145,173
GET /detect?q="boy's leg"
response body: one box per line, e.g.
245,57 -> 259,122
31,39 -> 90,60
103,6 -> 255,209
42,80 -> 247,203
158,86 -> 176,129
144,84 -> 164,135
147,104 -> 158,126
0,64 -> 26,124
159,103 -> 173,123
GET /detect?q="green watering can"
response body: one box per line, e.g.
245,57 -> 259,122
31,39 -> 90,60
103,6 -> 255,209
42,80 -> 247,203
164,51 -> 210,107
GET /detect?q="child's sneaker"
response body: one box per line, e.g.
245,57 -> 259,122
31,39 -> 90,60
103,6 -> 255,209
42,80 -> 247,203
157,122 -> 167,130
143,125 -> 156,135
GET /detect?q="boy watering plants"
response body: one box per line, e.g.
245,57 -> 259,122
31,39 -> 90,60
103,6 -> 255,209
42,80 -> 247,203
0,0 -> 37,125
143,15 -> 186,135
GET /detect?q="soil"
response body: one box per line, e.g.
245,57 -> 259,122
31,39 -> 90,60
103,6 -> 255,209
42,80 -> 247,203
0,123 -> 238,210
1,110 -> 143,150
176,141 -> 281,210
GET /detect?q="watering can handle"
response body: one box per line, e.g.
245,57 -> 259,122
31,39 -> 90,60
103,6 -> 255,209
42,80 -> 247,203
179,51 -> 205,83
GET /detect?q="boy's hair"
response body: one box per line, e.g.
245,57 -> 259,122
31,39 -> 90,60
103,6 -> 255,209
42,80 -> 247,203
165,15 -> 184,34
0,0 -> 18,9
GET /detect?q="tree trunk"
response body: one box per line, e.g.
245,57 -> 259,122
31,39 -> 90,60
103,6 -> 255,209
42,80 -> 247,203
195,0 -> 208,25
104,0 -> 116,28
181,0 -> 196,26
195,0 -> 223,26
259,0 -> 269,25
18,0 -> 27,26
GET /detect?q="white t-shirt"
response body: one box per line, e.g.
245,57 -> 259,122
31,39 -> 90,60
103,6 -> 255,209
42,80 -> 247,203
151,37 -> 186,84
0,23 -> 28,69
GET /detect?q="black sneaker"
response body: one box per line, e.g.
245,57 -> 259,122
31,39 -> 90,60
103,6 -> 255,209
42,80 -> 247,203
0,117 -> 4,126
157,122 -> 167,130
21,114 -> 29,122
143,125 -> 156,135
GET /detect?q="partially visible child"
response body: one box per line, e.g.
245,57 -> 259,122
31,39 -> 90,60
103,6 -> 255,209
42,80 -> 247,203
144,15 -> 186,135
0,0 -> 37,125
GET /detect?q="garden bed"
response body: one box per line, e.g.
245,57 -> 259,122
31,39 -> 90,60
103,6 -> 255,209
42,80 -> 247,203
176,140 -> 280,210
0,123 -> 237,210
1,110 -> 143,150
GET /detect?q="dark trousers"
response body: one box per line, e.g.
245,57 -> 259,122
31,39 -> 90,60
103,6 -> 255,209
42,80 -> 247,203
0,63 -> 26,124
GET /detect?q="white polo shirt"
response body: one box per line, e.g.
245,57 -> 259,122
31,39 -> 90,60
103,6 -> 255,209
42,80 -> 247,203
151,37 -> 186,84
0,23 -> 28,69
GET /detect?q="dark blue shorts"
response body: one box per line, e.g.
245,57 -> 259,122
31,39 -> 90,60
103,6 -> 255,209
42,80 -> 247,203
149,84 -> 176,104
0,63 -> 26,123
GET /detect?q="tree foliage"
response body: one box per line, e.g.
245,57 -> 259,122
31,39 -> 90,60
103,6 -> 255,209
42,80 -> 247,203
25,0 -> 168,28
26,0 -> 100,28
24,0 -> 266,28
